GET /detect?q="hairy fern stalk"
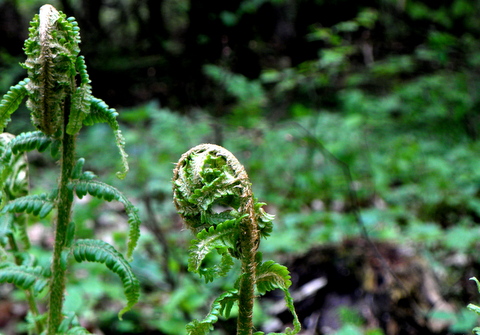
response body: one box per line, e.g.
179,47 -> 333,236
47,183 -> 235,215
0,5 -> 140,334
173,143 -> 301,335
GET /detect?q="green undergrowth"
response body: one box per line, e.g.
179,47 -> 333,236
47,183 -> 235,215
67,90 -> 480,333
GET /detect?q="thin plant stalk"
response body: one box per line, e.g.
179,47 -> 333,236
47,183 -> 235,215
47,121 -> 76,335
237,198 -> 258,335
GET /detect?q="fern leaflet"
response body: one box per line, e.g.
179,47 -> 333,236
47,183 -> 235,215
1,193 -> 55,218
69,179 -> 140,260
255,259 -> 301,335
186,289 -> 238,335
66,56 -> 92,135
255,260 -> 292,294
84,97 -> 129,179
0,79 -> 29,132
0,263 -> 49,296
72,239 -> 140,319
5,131 -> 52,157
188,219 -> 239,275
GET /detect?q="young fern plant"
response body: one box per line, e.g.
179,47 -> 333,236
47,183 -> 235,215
173,143 -> 301,335
0,5 -> 140,334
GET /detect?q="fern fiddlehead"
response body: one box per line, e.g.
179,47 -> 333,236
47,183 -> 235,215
23,4 -> 80,136
173,144 -> 300,335
0,5 -> 138,334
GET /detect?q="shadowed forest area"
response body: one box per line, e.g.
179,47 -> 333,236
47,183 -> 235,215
2,0 -> 480,334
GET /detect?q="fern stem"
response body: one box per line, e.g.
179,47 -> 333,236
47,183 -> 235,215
47,126 -> 76,335
237,197 -> 258,335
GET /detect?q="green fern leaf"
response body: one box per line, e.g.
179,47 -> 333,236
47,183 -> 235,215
256,260 -> 292,294
188,219 -> 239,275
1,193 -> 55,218
0,263 -> 49,296
84,97 -> 129,179
0,79 -> 29,132
69,179 -> 140,260
255,201 -> 274,238
197,249 -> 235,283
186,289 -> 238,335
0,133 -> 29,201
6,131 -> 52,156
255,260 -> 301,335
281,288 -> 302,335
72,239 -> 140,320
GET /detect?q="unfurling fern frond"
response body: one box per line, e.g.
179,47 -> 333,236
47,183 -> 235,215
23,5 -> 81,136
173,143 -> 273,235
85,97 -> 129,179
1,193 -> 55,218
0,263 -> 49,296
0,79 -> 29,132
69,179 -> 140,261
186,289 -> 238,335
173,144 -> 300,335
72,239 -> 140,319
256,259 -> 301,335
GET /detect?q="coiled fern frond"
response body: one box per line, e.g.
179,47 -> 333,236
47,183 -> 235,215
173,144 -> 299,335
0,4 -> 128,178
173,143 -> 272,236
